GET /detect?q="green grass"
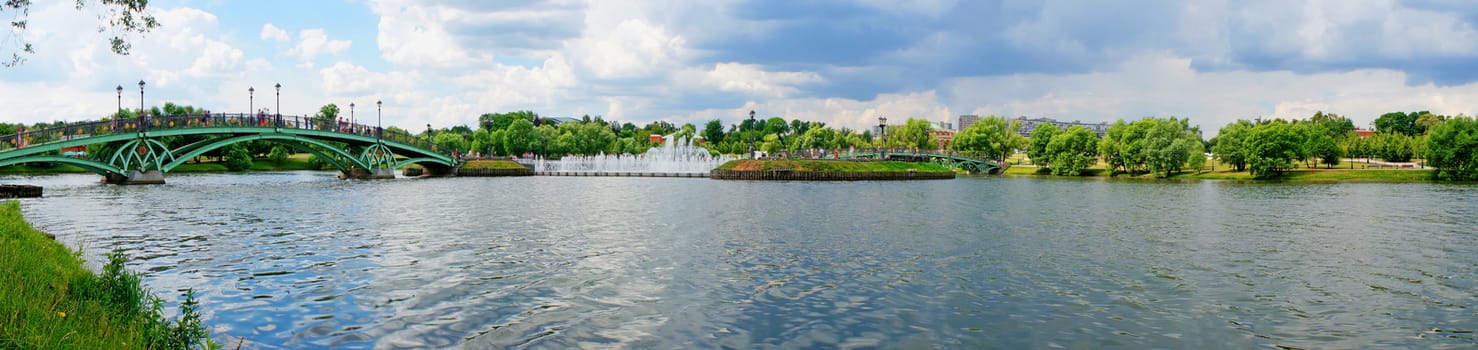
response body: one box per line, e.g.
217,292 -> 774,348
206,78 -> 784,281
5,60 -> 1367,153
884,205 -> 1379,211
0,164 -> 91,175
453,160 -> 527,170
715,159 -> 952,172
0,201 -> 218,349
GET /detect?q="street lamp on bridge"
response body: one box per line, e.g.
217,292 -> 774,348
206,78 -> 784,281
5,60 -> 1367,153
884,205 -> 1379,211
248,86 -> 254,115
115,85 -> 122,115
376,100 -> 382,140
275,83 -> 281,126
138,80 -> 146,131
350,102 -> 355,132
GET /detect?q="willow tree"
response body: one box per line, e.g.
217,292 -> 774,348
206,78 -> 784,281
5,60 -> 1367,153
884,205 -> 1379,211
951,115 -> 1024,163
4,0 -> 159,67
1424,116 -> 1478,180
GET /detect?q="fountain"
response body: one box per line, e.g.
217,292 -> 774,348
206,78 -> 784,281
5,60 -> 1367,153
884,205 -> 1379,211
531,135 -> 735,177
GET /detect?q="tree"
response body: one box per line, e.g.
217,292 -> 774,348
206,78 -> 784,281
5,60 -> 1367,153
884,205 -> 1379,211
266,145 -> 290,164
1244,121 -> 1302,177
1370,132 -> 1416,162
4,0 -> 159,67
315,103 -> 340,125
503,118 -> 536,156
1212,120 -> 1253,171
479,111 -> 536,131
1142,118 -> 1198,177
951,115 -> 1023,163
223,143 -> 253,171
702,119 -> 725,144
1045,126 -> 1099,176
1026,123 -> 1061,167
677,123 -> 697,141
895,118 -> 935,150
432,132 -> 467,155
1373,111 -> 1433,136
1424,116 -> 1478,180
1303,124 -> 1341,168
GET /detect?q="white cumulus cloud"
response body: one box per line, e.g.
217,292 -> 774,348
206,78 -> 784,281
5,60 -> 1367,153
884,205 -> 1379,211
260,23 -> 290,42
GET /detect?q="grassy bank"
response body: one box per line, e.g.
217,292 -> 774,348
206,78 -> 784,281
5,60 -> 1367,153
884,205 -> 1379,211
0,201 -> 216,349
716,159 -> 952,172
451,159 -> 527,170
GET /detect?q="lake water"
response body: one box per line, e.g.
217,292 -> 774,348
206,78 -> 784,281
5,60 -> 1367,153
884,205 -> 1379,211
7,172 -> 1474,349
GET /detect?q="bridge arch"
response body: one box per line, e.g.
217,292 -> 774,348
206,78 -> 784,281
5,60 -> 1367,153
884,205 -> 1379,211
161,134 -> 372,172
0,156 -> 123,175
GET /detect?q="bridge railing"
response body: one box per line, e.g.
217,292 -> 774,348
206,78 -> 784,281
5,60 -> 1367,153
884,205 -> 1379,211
2,114 -> 446,156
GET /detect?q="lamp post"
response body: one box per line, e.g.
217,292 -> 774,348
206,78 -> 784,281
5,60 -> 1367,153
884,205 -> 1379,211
138,80 -> 146,131
376,100 -> 382,140
350,102 -> 356,132
115,85 -> 122,115
748,110 -> 756,159
274,83 -> 281,127
878,115 -> 887,140
249,86 -> 254,116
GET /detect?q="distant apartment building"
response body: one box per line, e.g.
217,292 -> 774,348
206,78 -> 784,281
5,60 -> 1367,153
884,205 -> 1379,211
1015,117 -> 1111,138
957,115 -> 980,131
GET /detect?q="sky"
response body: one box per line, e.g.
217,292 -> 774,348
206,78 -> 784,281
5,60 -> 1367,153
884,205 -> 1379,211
5,0 -> 1478,137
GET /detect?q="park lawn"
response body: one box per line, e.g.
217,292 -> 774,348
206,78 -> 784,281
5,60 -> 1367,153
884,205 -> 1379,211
0,164 -> 90,175
454,160 -> 527,170
716,159 -> 952,173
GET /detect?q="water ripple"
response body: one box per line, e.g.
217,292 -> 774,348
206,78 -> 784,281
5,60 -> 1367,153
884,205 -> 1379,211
7,173 -> 1474,349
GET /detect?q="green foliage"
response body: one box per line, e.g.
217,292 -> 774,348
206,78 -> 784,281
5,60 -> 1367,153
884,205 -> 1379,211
1099,117 -> 1202,177
891,118 -> 936,150
1424,116 -> 1478,180
1304,125 -> 1341,168
1026,123 -> 1062,166
2,201 -> 217,349
222,143 -> 252,171
4,0 -> 159,67
1045,126 -> 1099,176
314,104 -> 340,124
951,115 -> 1024,162
1211,120 -> 1253,171
503,119 -> 536,156
702,119 -> 726,144
1245,121 -> 1302,177
1373,111 -> 1441,136
433,132 -> 469,155
715,159 -> 951,172
1369,132 -> 1417,162
479,111 -> 537,131
266,145 -> 290,164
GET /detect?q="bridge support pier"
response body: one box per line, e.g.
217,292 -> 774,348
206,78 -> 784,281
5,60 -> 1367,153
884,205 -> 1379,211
102,170 -> 166,185
340,168 -> 396,180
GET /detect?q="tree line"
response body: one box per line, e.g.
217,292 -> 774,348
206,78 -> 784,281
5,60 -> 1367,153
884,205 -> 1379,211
1211,111 -> 1478,180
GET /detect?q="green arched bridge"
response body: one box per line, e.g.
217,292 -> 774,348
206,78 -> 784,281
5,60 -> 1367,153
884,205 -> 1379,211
0,114 -> 456,184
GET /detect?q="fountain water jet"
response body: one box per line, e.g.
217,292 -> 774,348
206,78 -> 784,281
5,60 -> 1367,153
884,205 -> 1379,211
532,135 -> 735,176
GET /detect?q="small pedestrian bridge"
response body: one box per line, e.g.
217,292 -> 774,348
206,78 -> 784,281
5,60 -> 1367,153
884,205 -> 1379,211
846,150 -> 1003,174
0,114 -> 456,184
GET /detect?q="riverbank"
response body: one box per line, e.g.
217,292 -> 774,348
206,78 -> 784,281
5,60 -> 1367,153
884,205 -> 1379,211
0,201 -> 215,349
1003,165 -> 1438,182
711,159 -> 954,180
